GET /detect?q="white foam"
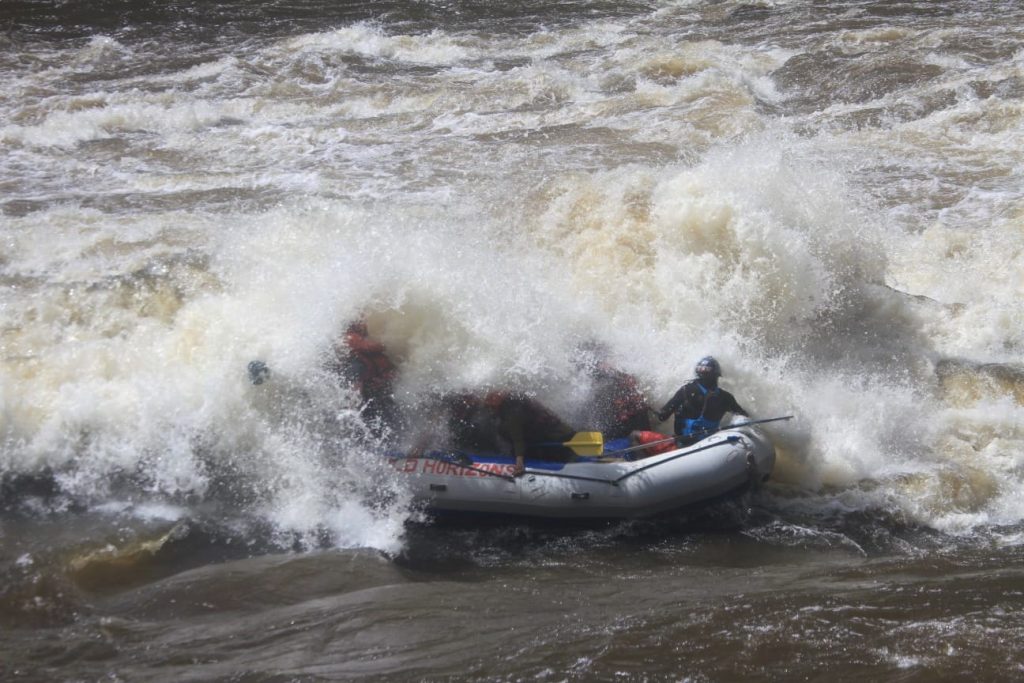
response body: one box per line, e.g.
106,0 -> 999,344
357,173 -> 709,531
4,6 -> 1024,548
284,23 -> 476,66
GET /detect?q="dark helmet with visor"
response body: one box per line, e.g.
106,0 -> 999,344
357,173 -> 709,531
695,356 -> 722,380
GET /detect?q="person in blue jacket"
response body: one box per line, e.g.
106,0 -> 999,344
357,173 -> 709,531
655,356 -> 748,445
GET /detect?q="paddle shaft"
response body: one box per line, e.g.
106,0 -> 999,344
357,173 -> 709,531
613,436 -> 740,484
606,415 -> 794,456
522,435 -> 744,486
688,413 -> 790,440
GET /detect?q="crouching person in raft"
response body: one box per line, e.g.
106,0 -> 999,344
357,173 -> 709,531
483,392 -> 578,477
406,392 -> 502,458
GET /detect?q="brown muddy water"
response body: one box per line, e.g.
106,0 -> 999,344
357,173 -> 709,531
3,0 -> 1024,680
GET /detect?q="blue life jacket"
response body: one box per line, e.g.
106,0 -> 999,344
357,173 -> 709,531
674,383 -> 720,439
682,416 -> 720,437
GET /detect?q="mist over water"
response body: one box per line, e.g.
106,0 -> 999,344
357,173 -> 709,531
3,0 -> 1024,679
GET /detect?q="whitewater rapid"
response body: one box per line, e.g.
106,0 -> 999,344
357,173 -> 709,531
2,1 -> 1023,550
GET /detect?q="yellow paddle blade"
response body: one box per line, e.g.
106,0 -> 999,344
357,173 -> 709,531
565,431 -> 604,457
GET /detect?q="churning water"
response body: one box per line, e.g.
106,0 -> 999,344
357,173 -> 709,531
2,1 -> 1024,680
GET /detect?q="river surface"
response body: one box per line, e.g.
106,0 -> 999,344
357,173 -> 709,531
3,1 -> 1024,680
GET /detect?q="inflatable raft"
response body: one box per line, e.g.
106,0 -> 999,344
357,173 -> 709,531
388,426 -> 776,520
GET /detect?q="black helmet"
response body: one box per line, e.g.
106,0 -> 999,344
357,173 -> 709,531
695,356 -> 721,379
248,360 -> 270,385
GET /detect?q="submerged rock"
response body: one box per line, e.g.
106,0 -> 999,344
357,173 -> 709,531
936,358 -> 1024,407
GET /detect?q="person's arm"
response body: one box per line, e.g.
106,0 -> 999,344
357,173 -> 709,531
509,409 -> 527,475
496,402 -> 528,476
331,348 -> 364,384
655,386 -> 685,422
729,393 -> 750,418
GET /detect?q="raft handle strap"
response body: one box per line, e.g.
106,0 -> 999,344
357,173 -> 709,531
522,470 -> 620,486
612,436 -> 741,485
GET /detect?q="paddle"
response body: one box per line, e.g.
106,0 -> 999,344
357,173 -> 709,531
699,415 -> 794,438
721,415 -> 794,430
606,434 -> 677,457
534,431 -> 605,457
